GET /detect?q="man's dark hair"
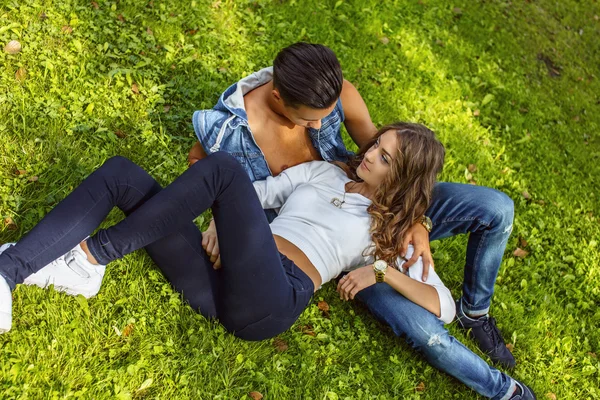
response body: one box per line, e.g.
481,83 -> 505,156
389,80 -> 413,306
272,42 -> 343,109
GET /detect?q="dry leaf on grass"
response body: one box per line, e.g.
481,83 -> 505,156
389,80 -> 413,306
513,248 -> 529,258
248,391 -> 263,400
272,338 -> 288,352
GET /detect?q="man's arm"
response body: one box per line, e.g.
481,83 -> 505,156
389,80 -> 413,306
339,79 -> 378,148
188,141 -> 208,166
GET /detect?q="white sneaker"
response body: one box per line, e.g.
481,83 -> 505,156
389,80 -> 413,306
0,275 -> 12,333
23,243 -> 106,299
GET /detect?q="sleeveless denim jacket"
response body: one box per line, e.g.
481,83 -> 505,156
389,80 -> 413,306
192,67 -> 353,182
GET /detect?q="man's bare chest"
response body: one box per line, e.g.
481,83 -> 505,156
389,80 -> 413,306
252,125 -> 322,175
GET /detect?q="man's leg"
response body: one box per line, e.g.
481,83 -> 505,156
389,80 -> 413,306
356,283 -> 523,399
426,182 -> 515,368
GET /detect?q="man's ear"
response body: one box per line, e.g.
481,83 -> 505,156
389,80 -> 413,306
271,88 -> 283,103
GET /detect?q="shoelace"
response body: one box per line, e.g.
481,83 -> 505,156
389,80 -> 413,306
64,249 -> 92,278
482,317 -> 505,350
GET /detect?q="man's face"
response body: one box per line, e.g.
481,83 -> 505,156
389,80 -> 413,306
279,100 -> 337,130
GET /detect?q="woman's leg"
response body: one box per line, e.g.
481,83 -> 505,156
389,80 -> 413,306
0,156 -> 163,289
85,152 -> 313,340
356,283 -> 516,400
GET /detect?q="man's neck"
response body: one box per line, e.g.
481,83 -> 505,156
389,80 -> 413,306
262,82 -> 297,129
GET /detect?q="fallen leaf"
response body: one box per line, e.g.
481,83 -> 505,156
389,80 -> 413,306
117,14 -> 125,22
4,217 -> 17,230
28,176 -> 38,182
272,338 -> 288,352
513,248 -> 529,258
473,109 -> 480,117
163,105 -> 172,113
123,324 -> 134,337
131,83 -> 140,94
545,393 -> 557,400
469,179 -> 477,185
248,391 -> 263,400
588,352 -> 597,358
519,237 -> 528,248
14,169 -> 27,176
519,108 -> 529,114
4,40 -> 22,54
91,1 -> 99,9
115,130 -> 126,138
522,191 -> 531,200
379,37 -> 389,45
299,324 -> 315,336
415,381 -> 426,392
506,343 -> 514,352
61,25 -> 73,34
15,67 -> 27,82
537,200 -> 546,206
317,301 -> 330,312
468,164 -> 477,173
146,27 -> 153,35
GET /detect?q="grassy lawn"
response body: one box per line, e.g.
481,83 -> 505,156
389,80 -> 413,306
1,0 -> 599,398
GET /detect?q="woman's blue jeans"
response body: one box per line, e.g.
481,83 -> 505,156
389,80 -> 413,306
0,153 -> 314,341
356,182 -> 516,399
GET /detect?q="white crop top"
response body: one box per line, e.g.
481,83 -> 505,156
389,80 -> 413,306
253,161 -> 455,323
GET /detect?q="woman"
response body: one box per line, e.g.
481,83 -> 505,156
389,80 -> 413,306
0,122 -> 534,399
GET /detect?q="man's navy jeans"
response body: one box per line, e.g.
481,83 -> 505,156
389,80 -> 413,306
0,153 -> 314,341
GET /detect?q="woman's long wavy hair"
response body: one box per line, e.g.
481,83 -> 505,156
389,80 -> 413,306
345,122 -> 445,265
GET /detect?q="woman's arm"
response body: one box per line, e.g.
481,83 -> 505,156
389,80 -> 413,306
337,247 -> 455,324
253,161 -> 332,209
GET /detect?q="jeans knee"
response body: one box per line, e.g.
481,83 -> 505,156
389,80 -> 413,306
407,324 -> 452,361
492,190 -> 514,227
102,155 -> 137,171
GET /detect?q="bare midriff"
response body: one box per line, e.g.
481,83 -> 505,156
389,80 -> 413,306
273,235 -> 322,291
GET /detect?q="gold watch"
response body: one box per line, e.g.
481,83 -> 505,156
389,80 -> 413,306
373,260 -> 389,283
420,215 -> 432,233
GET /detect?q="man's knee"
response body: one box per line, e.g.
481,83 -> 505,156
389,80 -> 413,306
488,189 -> 514,229
405,320 -> 453,361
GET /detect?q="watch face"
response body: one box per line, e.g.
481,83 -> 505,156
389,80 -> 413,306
374,260 -> 387,271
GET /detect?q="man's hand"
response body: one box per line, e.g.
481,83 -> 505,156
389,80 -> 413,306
336,265 -> 376,301
188,141 -> 207,167
201,220 -> 221,269
400,222 -> 433,281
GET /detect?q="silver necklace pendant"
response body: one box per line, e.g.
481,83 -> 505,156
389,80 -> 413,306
330,197 -> 344,208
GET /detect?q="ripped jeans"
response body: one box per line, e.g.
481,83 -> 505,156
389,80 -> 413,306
357,183 -> 516,399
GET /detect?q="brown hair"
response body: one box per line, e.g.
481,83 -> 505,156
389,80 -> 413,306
346,122 -> 445,265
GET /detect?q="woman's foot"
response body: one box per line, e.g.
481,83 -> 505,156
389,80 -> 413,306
0,275 -> 12,333
23,242 -> 106,299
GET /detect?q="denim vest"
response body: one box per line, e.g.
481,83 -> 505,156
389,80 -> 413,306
192,67 -> 352,182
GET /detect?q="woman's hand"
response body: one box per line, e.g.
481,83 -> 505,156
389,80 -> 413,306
336,265 -> 376,301
401,222 -> 433,281
201,220 -> 221,269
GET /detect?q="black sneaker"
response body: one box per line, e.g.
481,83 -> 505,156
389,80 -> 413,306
509,381 -> 537,400
456,301 -> 516,369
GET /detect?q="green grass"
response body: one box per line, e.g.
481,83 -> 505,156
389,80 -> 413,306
1,0 -> 599,398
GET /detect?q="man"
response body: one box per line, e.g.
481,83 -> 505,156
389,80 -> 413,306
189,43 -> 517,371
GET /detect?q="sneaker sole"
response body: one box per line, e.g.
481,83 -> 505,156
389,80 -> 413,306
0,311 -> 11,333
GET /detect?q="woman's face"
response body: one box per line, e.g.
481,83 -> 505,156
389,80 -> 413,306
356,130 -> 398,188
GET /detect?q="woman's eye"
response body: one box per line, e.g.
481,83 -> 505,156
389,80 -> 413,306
381,155 -> 389,164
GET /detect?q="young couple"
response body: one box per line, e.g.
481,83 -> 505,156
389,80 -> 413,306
0,43 -> 535,399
